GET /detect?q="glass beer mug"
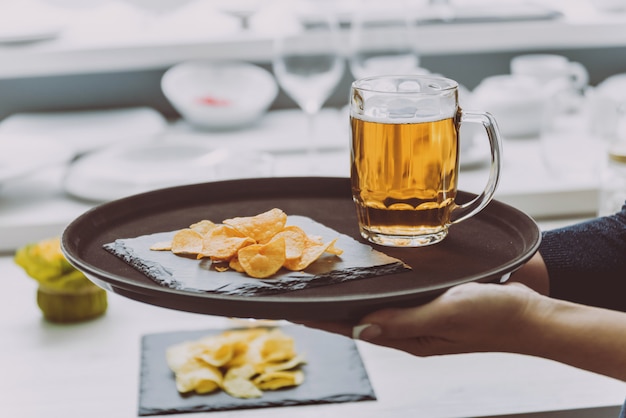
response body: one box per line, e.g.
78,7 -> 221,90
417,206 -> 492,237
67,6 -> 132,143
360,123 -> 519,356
349,75 -> 502,247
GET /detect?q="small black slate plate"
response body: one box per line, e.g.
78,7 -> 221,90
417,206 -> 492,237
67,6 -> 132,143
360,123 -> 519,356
103,215 -> 410,296
138,325 -> 376,416
61,177 -> 541,321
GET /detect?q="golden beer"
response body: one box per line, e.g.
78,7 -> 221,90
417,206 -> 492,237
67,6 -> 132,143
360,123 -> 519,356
349,74 -> 501,247
350,116 -> 459,246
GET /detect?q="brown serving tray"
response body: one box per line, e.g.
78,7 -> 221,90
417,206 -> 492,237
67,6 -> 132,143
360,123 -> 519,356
61,177 -> 541,321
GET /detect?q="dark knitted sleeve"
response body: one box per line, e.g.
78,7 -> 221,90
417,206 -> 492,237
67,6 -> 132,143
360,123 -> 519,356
539,201 -> 626,312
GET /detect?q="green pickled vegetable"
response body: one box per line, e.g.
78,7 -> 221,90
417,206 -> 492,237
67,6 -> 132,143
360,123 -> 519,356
14,237 -> 108,323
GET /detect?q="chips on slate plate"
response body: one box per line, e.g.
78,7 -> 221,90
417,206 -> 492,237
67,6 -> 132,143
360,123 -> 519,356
166,327 -> 307,399
150,208 -> 343,279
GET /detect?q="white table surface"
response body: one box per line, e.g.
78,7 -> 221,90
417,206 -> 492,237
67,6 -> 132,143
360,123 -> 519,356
2,241 -> 626,418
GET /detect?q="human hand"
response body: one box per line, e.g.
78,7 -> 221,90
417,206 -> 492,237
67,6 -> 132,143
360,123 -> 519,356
301,281 -> 545,357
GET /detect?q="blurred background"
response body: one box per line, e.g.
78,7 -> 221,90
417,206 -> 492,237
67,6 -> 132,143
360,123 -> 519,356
2,0 -> 626,118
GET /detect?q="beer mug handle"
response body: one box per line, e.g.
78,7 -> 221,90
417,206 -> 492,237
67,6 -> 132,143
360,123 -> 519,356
451,111 -> 502,224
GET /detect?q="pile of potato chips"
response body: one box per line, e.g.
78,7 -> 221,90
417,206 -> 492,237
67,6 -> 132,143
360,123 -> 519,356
166,327 -> 306,399
151,208 -> 343,279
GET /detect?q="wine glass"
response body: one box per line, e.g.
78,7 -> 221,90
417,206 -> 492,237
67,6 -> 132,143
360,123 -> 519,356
348,0 -> 422,80
272,3 -> 345,173
427,0 -> 454,22
212,0 -> 263,30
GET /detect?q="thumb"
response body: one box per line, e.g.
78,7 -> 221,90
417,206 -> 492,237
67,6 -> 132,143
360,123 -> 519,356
354,300 -> 455,341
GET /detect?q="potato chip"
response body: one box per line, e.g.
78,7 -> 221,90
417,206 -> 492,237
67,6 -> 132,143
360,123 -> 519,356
221,328 -> 270,368
271,226 -> 307,261
195,338 -> 235,367
171,228 -> 204,256
228,257 -> 244,273
283,239 -> 338,271
213,263 -> 229,273
198,225 -> 255,261
189,219 -> 217,235
224,363 -> 257,380
237,238 -> 286,279
223,376 -> 263,399
223,208 -> 287,244
175,360 -> 223,394
305,234 -> 324,245
166,341 -> 201,373
195,377 -> 221,394
223,363 -> 264,398
259,329 -> 297,363
325,240 -> 344,256
253,370 -> 304,391
241,328 -> 296,367
220,327 -> 270,344
262,354 -> 307,373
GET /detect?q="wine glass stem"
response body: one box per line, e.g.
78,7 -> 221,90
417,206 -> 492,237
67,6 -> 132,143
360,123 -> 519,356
305,110 -> 318,173
240,15 -> 250,30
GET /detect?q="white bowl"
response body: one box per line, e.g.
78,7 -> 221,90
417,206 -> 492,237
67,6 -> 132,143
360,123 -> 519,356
161,61 -> 278,130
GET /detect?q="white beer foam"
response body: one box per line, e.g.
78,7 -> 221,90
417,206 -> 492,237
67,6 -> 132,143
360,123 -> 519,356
352,96 -> 456,124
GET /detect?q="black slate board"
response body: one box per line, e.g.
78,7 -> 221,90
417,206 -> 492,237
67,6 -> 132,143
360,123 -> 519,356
104,216 -> 410,296
138,325 -> 376,416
